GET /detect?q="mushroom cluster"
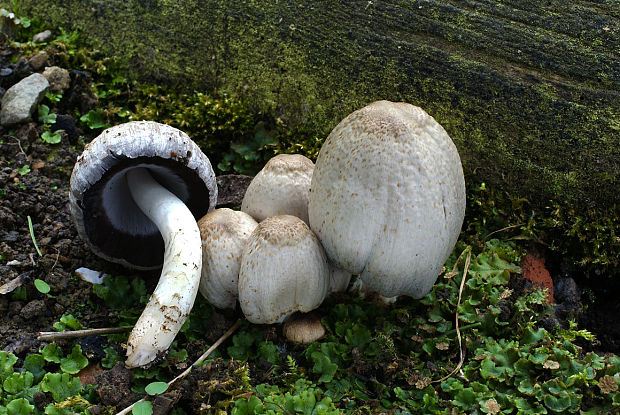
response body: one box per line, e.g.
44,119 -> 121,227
72,100 -> 465,366
198,154 -> 336,343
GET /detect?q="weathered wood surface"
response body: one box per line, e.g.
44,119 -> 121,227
14,0 -> 620,210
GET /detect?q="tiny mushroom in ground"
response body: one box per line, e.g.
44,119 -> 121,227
241,153 -> 314,224
69,121 -> 217,367
197,208 -> 258,310
238,215 -> 329,343
308,100 -> 466,299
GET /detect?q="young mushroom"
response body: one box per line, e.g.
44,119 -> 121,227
238,215 -> 329,343
197,208 -> 258,310
241,153 -> 352,293
241,154 -> 314,224
69,121 -> 217,367
308,100 -> 466,299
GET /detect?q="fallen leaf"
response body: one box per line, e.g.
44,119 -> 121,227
484,398 -> 500,414
435,342 -> 449,351
415,377 -> 431,389
543,360 -> 560,370
598,375 -> 618,394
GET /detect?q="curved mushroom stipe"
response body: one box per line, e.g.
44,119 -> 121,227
123,168 -> 202,367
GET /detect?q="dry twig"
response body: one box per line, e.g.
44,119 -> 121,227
115,318 -> 242,415
433,247 -> 472,384
38,327 -> 131,341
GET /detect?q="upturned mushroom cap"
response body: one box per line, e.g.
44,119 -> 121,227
308,100 -> 465,299
69,121 -> 217,269
241,154 -> 314,224
238,215 -> 329,324
197,208 -> 258,309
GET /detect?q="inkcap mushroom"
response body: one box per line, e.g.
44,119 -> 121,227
238,215 -> 329,343
308,100 -> 465,299
241,154 -> 314,224
70,121 -> 217,367
197,208 -> 258,310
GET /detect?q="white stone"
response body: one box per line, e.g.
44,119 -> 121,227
0,73 -> 49,126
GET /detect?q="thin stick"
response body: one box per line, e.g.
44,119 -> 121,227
433,248 -> 472,384
9,135 -> 26,156
481,223 -> 525,243
38,327 -> 131,341
115,319 -> 242,415
27,215 -> 43,257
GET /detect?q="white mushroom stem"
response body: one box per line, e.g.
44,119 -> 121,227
124,167 -> 202,368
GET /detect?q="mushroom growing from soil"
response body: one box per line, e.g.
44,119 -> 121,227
197,208 -> 258,310
308,100 -> 465,299
241,153 -> 352,293
69,121 -> 217,367
241,154 -> 314,224
238,215 -> 329,343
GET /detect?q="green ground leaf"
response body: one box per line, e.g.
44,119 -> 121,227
44,405 -> 73,415
40,373 -> 82,402
310,352 -> 338,383
24,354 -> 46,383
468,251 -> 520,286
17,165 -> 30,176
101,347 -> 122,369
0,351 -> 18,383
60,345 -> 88,374
80,110 -> 106,129
92,275 -> 146,310
543,391 -> 572,412
3,371 -> 34,394
34,279 -> 50,294
257,342 -> 280,365
53,314 -> 83,332
41,344 -> 61,364
41,130 -> 62,144
5,398 -> 34,415
231,395 -> 263,415
38,105 -> 57,124
132,401 -> 152,415
344,324 -> 371,350
227,329 -> 261,361
145,381 -> 168,395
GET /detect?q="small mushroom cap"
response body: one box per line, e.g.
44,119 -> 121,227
197,208 -> 258,309
238,215 -> 329,324
69,121 -> 217,270
241,154 -> 314,224
308,101 -> 465,299
282,313 -> 326,344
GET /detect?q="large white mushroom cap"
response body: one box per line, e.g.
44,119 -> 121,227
241,154 -> 314,224
197,208 -> 258,310
308,100 -> 465,299
238,215 -> 329,324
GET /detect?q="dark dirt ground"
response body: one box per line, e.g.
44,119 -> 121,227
0,40 -> 618,410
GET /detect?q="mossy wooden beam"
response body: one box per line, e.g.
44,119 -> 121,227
11,0 -> 619,211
